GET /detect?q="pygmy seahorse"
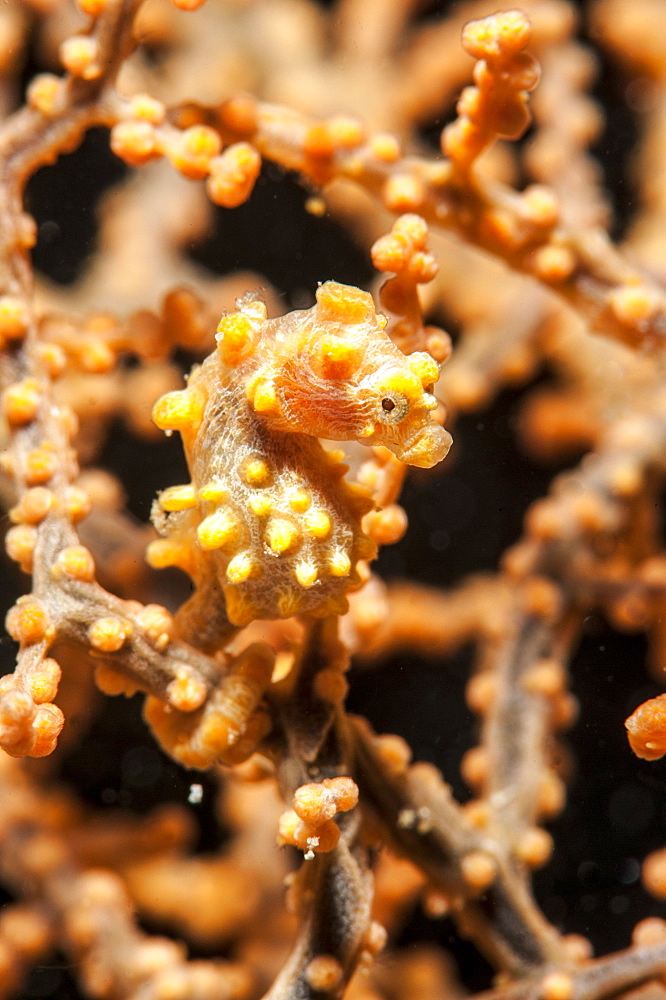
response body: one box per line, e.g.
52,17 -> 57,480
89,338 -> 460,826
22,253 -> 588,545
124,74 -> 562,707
149,281 -> 451,628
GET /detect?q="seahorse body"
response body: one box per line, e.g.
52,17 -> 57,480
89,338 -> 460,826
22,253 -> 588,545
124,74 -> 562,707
149,281 -> 450,626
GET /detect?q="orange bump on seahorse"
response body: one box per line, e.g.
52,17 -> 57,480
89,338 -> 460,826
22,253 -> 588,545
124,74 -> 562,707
149,281 -> 451,626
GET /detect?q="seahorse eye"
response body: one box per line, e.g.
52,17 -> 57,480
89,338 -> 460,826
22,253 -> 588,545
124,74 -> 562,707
378,392 -> 409,423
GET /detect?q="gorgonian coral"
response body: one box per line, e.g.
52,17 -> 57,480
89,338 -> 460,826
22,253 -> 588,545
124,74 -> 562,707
1,2 -> 666,999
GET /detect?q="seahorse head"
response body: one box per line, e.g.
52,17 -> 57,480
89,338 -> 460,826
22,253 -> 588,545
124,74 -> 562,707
354,352 -> 452,467
232,281 -> 451,469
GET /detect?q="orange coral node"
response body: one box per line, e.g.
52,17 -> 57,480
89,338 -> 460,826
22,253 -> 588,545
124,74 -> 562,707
626,695 -> 666,760
110,121 -> 160,167
3,379 -> 41,425
6,599 -> 51,645
207,143 -> 262,208
0,296 -> 29,339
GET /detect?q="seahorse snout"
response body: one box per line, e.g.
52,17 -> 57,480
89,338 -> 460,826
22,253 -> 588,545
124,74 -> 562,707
394,422 -> 452,468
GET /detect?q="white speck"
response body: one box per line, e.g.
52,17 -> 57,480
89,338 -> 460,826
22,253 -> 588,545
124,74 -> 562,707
398,808 -> 416,829
188,783 -> 203,804
304,836 -> 319,860
417,806 -> 433,833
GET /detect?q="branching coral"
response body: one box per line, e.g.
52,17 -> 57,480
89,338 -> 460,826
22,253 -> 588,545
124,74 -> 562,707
1,0 -> 666,999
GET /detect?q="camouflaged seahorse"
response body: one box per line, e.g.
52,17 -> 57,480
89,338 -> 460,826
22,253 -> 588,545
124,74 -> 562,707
148,281 -> 451,627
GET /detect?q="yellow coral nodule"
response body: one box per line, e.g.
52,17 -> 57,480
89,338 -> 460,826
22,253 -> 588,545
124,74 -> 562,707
248,494 -> 272,517
315,280 -> 376,324
198,480 -> 227,502
226,552 -> 257,583
216,312 -> 256,366
314,335 -> 363,379
160,484 -> 197,511
197,510 -> 238,550
328,550 -> 351,577
152,388 -> 205,434
242,457 -> 271,486
266,518 -> 300,554
295,560 -> 319,588
286,486 -> 311,512
407,351 -> 440,387
304,510 -> 332,539
247,376 -> 280,416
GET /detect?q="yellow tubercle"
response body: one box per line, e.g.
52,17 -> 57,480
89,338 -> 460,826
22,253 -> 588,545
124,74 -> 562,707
242,457 -> 271,486
328,550 -> 352,576
407,351 -> 440,387
247,375 -> 280,416
286,487 -> 311,512
197,510 -> 238,550
6,599 -> 51,645
226,552 -> 256,583
160,484 -> 197,511
375,370 -> 421,399
216,312 -> 256,366
248,495 -> 272,516
266,518 -> 300,554
152,388 -> 205,433
304,510 -> 332,539
295,560 -> 319,588
198,480 -> 227,502
315,335 -> 362,380
315,281 -> 375,324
